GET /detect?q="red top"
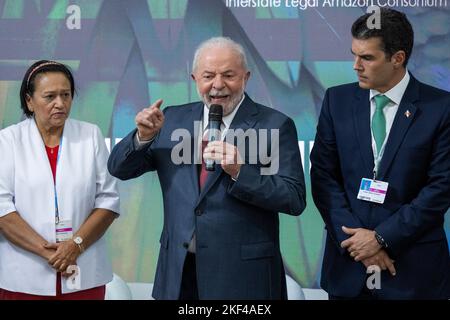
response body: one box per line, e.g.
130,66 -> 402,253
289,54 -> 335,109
45,145 -> 59,181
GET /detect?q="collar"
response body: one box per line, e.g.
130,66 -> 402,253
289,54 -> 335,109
370,70 -> 410,105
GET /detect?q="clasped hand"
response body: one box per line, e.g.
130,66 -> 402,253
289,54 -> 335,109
340,226 -> 396,276
43,241 -> 81,277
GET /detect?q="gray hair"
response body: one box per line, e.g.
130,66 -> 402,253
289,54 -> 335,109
192,37 -> 249,73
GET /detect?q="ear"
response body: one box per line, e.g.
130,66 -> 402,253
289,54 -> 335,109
25,94 -> 34,112
244,71 -> 251,83
391,50 -> 406,69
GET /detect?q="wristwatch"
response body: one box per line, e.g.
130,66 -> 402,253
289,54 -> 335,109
374,231 -> 388,248
73,236 -> 85,253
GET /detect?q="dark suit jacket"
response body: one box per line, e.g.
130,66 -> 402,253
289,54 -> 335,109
310,74 -> 450,299
108,94 -> 306,299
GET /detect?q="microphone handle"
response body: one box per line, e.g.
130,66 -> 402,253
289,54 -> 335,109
205,120 -> 221,171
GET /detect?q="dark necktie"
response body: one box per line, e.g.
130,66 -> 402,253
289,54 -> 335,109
199,139 -> 209,189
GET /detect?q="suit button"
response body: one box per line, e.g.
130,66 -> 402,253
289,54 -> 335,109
195,209 -> 203,216
183,242 -> 189,249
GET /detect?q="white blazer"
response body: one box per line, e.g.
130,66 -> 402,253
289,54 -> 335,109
0,118 -> 120,295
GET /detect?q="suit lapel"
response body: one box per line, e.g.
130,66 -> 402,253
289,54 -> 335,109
353,88 -> 374,175
196,94 -> 259,205
377,76 -> 419,180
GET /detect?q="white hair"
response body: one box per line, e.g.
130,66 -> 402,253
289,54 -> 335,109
192,37 -> 248,73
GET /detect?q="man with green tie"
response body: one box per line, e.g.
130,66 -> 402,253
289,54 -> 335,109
310,8 -> 450,299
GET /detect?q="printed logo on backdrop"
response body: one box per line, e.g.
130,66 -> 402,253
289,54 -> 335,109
225,0 -> 448,10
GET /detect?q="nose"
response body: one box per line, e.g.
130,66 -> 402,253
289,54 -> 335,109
212,75 -> 225,90
54,95 -> 65,108
353,56 -> 363,71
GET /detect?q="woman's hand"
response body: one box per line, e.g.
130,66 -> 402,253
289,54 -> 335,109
45,241 -> 80,274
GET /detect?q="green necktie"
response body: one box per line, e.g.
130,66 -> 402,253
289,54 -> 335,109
372,94 -> 391,153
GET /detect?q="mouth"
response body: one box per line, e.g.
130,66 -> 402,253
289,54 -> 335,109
52,112 -> 66,118
358,74 -> 367,81
209,94 -> 230,103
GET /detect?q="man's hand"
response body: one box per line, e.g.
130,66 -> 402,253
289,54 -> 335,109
341,226 -> 381,261
203,141 -> 242,179
361,249 -> 396,276
135,99 -> 164,141
45,241 -> 80,275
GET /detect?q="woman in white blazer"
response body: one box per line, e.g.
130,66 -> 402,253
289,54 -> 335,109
0,60 -> 120,299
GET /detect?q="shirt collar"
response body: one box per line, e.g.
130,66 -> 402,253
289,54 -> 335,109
370,70 -> 410,105
203,94 -> 245,131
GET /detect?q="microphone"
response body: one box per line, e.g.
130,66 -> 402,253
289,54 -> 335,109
205,104 -> 223,171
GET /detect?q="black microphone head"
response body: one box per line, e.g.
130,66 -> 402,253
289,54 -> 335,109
208,104 -> 223,122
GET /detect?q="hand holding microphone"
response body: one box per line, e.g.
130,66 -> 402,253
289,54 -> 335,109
135,99 -> 165,141
203,104 -> 242,178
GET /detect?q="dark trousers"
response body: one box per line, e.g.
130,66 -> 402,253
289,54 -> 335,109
179,252 -> 199,300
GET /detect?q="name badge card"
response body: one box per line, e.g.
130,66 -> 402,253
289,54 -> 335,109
357,178 -> 388,204
56,220 -> 73,243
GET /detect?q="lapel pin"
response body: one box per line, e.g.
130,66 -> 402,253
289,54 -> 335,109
404,110 -> 411,118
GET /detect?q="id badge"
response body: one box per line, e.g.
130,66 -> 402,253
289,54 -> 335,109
357,178 -> 388,204
56,220 -> 73,243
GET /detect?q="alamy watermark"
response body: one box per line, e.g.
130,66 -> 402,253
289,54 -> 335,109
66,265 -> 81,290
66,5 -> 81,30
170,121 -> 280,175
366,265 -> 382,289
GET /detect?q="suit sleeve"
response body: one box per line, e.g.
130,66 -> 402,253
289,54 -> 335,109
375,103 -> 450,257
227,117 -> 306,216
107,128 -> 158,180
310,89 -> 364,253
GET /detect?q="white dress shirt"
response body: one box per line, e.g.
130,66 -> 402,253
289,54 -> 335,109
370,71 -> 410,168
0,118 -> 120,295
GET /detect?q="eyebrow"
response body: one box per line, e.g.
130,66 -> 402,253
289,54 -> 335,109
42,89 -> 71,94
350,49 -> 374,58
202,70 -> 235,75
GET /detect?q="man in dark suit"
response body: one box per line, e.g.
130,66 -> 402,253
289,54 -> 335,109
311,8 -> 450,299
108,37 -> 306,300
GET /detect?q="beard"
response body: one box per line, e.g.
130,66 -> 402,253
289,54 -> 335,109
198,85 -> 245,116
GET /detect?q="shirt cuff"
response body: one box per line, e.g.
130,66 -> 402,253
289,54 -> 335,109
134,131 -> 155,150
231,167 -> 241,181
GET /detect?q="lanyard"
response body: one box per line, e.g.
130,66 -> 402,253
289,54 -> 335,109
373,140 -> 386,180
54,137 -> 63,224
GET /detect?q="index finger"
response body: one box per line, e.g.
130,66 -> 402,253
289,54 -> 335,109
341,239 -> 352,249
207,141 -> 224,147
386,260 -> 396,276
48,252 -> 59,265
150,99 -> 163,110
